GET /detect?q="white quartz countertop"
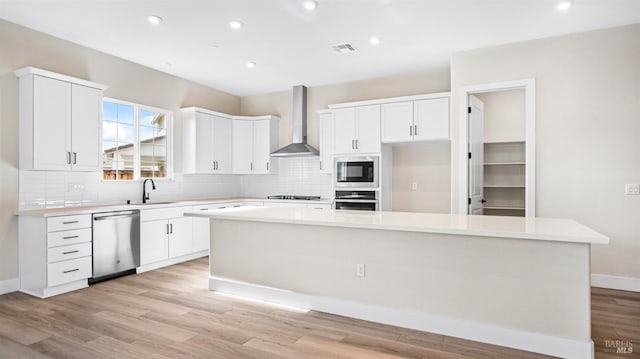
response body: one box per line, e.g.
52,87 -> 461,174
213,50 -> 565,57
185,206 -> 610,244
16,197 -> 332,217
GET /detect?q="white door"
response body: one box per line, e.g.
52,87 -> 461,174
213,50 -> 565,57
32,76 -> 71,170
318,113 -> 333,173
70,84 -> 102,171
140,220 -> 169,265
414,98 -> 450,141
212,115 -> 232,173
333,108 -> 357,154
195,112 -> 214,173
232,120 -> 253,174
168,217 -> 193,258
252,120 -> 271,174
468,95 -> 485,215
355,105 -> 381,153
381,102 -> 413,143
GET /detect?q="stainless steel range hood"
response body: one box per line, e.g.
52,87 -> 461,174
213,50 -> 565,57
270,85 -> 319,157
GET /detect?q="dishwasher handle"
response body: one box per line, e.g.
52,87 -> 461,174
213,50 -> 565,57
93,211 -> 139,221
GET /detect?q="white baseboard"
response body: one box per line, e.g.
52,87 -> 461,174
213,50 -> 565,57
137,250 -> 209,274
0,277 -> 20,295
591,274 -> 640,292
209,276 -> 593,359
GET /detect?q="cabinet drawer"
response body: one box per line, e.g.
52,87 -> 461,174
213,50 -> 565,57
141,206 -> 193,222
47,256 -> 92,287
47,214 -> 91,232
48,242 -> 92,263
48,228 -> 92,247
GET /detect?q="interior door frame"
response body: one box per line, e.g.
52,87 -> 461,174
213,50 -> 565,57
455,79 -> 536,217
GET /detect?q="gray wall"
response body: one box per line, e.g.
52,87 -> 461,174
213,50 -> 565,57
451,24 -> 640,281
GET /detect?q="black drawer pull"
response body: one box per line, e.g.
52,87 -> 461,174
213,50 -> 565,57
63,268 -> 79,274
62,235 -> 79,239
62,250 -> 79,255
62,221 -> 79,224
200,208 -> 209,211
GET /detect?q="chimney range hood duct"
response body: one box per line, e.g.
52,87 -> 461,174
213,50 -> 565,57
270,85 -> 319,157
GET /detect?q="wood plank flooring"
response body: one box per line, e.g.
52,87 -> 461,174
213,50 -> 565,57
0,257 -> 637,358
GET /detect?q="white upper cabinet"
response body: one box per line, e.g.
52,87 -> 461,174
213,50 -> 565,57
232,120 -> 253,174
333,105 -> 381,155
232,116 -> 279,175
413,97 -> 449,141
182,108 -> 232,174
70,84 -> 103,170
16,67 -> 106,171
381,101 -> 413,142
381,96 -> 450,143
318,111 -> 333,174
252,120 -> 272,174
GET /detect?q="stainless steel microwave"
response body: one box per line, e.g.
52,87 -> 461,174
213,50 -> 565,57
334,156 -> 379,188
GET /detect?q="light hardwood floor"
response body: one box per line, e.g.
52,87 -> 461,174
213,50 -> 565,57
0,257 -> 637,358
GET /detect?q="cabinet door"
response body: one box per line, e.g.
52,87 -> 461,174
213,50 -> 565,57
355,105 -> 381,153
333,108 -> 357,154
194,112 -> 214,174
212,115 -> 233,174
232,120 -> 253,174
319,113 -> 333,173
192,202 -> 232,252
168,217 -> 193,258
140,220 -> 169,265
414,98 -> 450,141
381,102 -> 413,143
70,84 -> 102,171
252,120 -> 272,174
32,76 -> 71,170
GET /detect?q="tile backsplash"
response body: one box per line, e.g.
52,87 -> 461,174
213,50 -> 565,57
18,157 -> 332,210
241,157 -> 332,198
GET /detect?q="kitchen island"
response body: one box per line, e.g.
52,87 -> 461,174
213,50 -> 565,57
185,206 -> 608,359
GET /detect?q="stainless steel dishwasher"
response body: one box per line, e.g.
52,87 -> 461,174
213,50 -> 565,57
90,210 -> 140,284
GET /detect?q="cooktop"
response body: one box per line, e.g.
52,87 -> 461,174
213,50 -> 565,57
267,195 -> 321,201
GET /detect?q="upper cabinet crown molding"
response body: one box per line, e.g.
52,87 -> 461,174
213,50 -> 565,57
180,107 -> 279,122
14,67 -> 108,91
327,92 -> 451,109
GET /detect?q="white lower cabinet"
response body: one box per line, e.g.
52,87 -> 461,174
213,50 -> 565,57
19,214 -> 93,298
140,220 -> 170,265
140,206 -> 194,267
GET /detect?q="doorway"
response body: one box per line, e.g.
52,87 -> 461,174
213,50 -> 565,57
457,79 -> 535,217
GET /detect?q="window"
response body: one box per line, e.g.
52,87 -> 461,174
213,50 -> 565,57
102,99 -> 172,180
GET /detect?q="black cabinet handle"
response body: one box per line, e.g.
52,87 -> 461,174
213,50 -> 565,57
62,235 -> 79,239
63,268 -> 79,274
62,250 -> 79,255
62,221 -> 79,225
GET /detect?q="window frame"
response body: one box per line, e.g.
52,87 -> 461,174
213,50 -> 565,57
101,97 -> 174,181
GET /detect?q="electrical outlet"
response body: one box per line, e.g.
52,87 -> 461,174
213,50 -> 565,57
625,184 -> 640,195
411,182 -> 418,191
356,263 -> 365,277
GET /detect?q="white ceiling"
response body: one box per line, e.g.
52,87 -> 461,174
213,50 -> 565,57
1,0 -> 639,96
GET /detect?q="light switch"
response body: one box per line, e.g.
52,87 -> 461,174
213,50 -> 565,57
625,184 -> 640,195
411,182 -> 418,191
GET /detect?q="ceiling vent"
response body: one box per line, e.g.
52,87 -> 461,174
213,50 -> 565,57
332,43 -> 356,54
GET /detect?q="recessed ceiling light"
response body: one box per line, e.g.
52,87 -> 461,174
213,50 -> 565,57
302,0 -> 318,11
246,61 -> 256,68
147,15 -> 163,25
369,37 -> 381,46
555,0 -> 574,11
229,20 -> 243,30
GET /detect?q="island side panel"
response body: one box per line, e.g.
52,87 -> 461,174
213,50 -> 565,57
209,218 -> 591,341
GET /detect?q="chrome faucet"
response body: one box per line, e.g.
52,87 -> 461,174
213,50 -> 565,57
142,178 -> 156,204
